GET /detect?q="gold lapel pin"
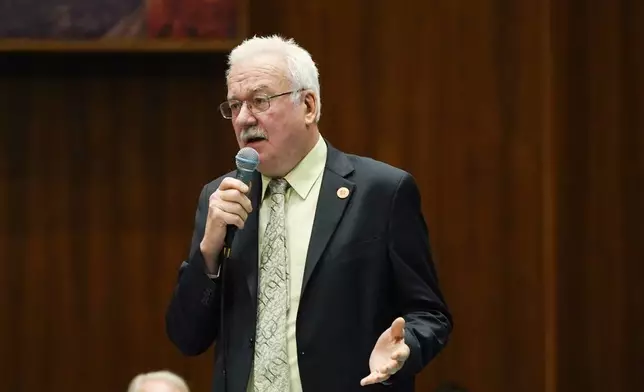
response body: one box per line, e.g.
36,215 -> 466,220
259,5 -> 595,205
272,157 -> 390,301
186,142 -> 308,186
337,187 -> 350,199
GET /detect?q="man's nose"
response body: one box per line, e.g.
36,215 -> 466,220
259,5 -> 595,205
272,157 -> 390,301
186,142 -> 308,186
235,102 -> 257,126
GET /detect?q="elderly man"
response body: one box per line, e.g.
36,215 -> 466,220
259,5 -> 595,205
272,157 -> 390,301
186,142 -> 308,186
127,370 -> 190,392
166,35 -> 452,392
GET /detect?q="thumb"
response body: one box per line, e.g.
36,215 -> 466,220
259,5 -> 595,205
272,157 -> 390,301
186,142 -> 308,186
390,317 -> 405,340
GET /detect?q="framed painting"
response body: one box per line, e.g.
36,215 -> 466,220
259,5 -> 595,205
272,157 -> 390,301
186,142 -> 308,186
0,0 -> 249,52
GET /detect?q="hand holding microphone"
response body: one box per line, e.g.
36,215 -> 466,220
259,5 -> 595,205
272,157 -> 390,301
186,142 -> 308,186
200,147 -> 259,274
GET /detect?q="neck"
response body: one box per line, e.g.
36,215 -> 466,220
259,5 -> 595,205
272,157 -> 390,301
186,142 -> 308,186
264,130 -> 321,178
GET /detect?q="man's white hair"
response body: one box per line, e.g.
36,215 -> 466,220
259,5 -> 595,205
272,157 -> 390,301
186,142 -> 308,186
227,35 -> 322,122
127,370 -> 190,392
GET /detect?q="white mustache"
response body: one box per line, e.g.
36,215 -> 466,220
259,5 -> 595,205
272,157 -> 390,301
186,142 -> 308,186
241,127 -> 268,143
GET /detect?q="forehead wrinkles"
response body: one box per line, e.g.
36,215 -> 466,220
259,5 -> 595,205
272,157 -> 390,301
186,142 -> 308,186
227,61 -> 290,98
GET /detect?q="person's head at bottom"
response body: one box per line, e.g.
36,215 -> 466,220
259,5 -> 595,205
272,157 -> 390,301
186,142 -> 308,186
127,370 -> 189,392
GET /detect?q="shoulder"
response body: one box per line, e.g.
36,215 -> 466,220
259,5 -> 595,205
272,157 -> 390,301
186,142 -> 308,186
347,153 -> 409,180
343,152 -> 418,195
324,139 -> 421,201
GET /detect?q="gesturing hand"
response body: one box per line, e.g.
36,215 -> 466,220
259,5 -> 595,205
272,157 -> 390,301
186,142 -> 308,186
360,317 -> 410,386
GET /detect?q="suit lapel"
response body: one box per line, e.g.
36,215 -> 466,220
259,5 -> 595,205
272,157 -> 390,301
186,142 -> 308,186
301,143 -> 355,295
229,171 -> 262,303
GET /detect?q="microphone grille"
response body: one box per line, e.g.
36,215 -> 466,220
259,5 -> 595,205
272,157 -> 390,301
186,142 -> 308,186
235,147 -> 260,171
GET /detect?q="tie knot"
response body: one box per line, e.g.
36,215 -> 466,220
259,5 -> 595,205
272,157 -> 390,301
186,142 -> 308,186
268,178 -> 289,196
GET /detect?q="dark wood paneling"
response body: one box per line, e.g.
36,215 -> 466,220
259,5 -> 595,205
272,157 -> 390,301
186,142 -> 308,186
553,0 -> 644,391
0,53 -> 235,391
1,0 -> 641,391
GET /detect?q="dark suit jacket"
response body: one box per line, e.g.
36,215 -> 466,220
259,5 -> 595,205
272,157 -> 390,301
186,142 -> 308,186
166,141 -> 452,392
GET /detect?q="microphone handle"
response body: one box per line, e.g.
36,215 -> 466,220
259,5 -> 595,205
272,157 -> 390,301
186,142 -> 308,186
224,167 -> 255,248
224,225 -> 237,248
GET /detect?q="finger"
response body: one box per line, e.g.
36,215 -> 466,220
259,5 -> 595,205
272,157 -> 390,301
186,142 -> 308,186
211,204 -> 246,229
390,317 -> 405,340
379,359 -> 402,375
391,344 -> 410,361
221,212 -> 245,229
360,372 -> 390,386
213,200 -> 248,221
224,213 -> 245,229
219,177 -> 250,194
217,189 -> 253,213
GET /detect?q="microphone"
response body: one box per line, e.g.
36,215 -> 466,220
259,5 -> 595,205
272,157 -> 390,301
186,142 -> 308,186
223,147 -> 260,249
234,146 -> 260,186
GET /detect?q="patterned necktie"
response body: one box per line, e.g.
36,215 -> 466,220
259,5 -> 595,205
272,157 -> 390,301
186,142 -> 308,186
254,178 -> 290,392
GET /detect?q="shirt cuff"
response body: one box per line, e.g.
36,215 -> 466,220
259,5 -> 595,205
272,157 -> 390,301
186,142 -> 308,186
206,264 -> 222,280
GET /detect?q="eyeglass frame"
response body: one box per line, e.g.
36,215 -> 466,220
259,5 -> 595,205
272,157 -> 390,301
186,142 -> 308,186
219,88 -> 305,119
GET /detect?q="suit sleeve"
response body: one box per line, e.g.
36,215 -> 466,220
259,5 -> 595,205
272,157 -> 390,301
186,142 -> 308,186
387,173 -> 453,378
165,183 -> 222,356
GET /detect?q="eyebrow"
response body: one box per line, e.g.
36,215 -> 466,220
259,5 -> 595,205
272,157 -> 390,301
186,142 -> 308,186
228,84 -> 272,100
252,84 -> 271,93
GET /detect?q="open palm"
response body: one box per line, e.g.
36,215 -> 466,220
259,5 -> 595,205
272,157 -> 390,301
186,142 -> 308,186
360,317 -> 410,386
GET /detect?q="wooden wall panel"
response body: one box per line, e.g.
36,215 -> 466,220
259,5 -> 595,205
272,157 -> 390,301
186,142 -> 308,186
552,0 -> 644,391
0,0 -> 641,391
0,54 -> 234,391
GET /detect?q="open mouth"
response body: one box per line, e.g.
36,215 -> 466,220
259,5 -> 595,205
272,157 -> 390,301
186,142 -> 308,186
245,137 -> 266,144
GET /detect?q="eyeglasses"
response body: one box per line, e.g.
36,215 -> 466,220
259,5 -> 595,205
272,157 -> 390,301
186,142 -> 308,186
219,89 -> 303,119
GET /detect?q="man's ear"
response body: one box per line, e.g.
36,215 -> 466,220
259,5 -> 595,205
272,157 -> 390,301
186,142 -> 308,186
303,91 -> 317,125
